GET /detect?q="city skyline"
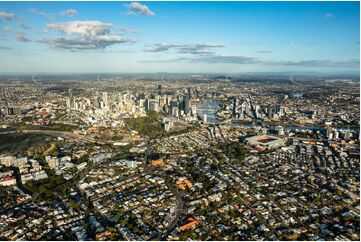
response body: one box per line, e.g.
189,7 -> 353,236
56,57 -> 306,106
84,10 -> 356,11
0,1 -> 359,73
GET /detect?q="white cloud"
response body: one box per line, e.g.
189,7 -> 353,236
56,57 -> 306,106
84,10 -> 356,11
40,20 -> 133,50
323,12 -> 334,20
142,43 -> 259,64
126,2 -> 155,16
142,56 -> 359,68
186,54 -> 256,64
29,9 -> 55,19
59,9 -> 78,17
0,11 -> 15,20
18,21 -> 31,30
270,59 -> 359,67
0,45 -> 12,49
15,32 -> 31,42
119,27 -> 139,33
145,43 -> 225,54
4,25 -> 12,31
256,50 -> 272,54
47,21 -> 112,37
38,36 -> 131,50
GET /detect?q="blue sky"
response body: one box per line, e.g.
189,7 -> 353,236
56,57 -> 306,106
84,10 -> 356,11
0,1 -> 359,73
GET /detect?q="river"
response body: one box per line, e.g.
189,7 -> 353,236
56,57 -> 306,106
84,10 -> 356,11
197,99 -> 220,124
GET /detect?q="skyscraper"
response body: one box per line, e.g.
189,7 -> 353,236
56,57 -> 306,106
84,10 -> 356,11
148,99 -> 159,112
158,84 -> 162,96
183,95 -> 190,114
102,92 -> 108,110
93,96 -> 99,109
187,87 -> 192,100
67,88 -> 74,109
232,96 -> 237,118
69,88 -> 73,100
268,106 -> 273,119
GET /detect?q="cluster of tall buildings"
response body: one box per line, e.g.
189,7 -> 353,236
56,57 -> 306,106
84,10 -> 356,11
67,89 -> 109,111
231,97 -> 285,120
92,92 -> 109,110
142,86 -> 197,120
65,85 -> 198,122
166,90 -> 196,119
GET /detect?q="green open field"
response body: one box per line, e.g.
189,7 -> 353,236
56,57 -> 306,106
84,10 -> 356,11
0,133 -> 55,155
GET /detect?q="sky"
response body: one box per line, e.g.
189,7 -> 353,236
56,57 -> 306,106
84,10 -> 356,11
0,1 -> 359,74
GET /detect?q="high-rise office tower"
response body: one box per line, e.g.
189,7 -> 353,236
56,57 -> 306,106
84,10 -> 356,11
187,87 -> 192,100
158,84 -> 162,96
93,96 -> 99,109
66,97 -> 71,109
67,89 -> 74,109
191,105 -> 197,119
170,100 -> 178,109
102,92 -> 108,110
232,96 -> 237,118
69,88 -> 73,101
268,106 -> 273,119
148,99 -> 159,112
183,95 -> 190,114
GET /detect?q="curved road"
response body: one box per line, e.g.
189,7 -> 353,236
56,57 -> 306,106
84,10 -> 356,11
144,138 -> 184,240
160,177 -> 184,240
